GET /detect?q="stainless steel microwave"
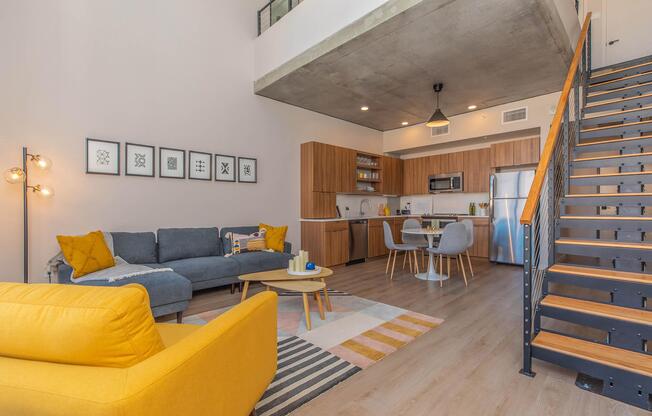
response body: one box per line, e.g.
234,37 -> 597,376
429,172 -> 464,193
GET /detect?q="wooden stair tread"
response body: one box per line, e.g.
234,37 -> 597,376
532,331 -> 652,377
565,192 -> 652,197
585,92 -> 652,108
591,61 -> 652,79
591,70 -> 652,88
581,119 -> 652,133
570,171 -> 652,179
560,215 -> 652,221
549,264 -> 652,284
583,105 -> 652,120
556,239 -> 652,250
573,151 -> 652,162
588,80 -> 652,98
576,134 -> 652,146
541,295 -> 652,326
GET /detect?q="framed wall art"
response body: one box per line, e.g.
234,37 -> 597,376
86,138 -> 120,175
215,154 -> 236,182
238,157 -> 257,183
189,151 -> 212,181
125,143 -> 155,177
159,147 -> 185,179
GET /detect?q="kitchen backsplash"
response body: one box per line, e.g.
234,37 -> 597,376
400,193 -> 490,215
335,194 -> 399,217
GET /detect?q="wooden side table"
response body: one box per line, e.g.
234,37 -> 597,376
262,280 -> 326,330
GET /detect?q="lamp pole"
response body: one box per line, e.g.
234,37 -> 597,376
22,146 -> 28,284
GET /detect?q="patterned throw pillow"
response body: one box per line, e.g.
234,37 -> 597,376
225,230 -> 267,255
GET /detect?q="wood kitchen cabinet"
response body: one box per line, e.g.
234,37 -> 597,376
463,148 -> 491,193
443,152 -> 464,173
490,141 -> 515,168
368,219 -> 389,257
301,221 -> 349,267
382,156 -> 403,196
513,137 -> 540,166
403,157 -> 429,195
336,147 -> 356,193
459,216 -> 489,258
491,137 -> 540,167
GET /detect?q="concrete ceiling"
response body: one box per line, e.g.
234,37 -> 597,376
254,0 -> 576,131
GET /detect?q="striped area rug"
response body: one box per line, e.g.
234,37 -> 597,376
255,336 -> 360,416
329,312 -> 442,369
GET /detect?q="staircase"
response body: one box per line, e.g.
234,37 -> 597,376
520,13 -> 652,411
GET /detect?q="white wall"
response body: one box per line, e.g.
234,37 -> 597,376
0,0 -> 383,283
254,0 -> 393,80
383,92 -> 560,154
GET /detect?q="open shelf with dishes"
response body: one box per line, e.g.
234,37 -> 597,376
355,152 -> 382,193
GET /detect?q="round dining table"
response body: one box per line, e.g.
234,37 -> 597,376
401,228 -> 447,281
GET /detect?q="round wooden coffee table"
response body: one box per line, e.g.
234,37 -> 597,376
239,267 -> 334,311
262,280 -> 326,330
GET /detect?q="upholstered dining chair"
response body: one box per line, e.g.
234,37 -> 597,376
427,222 -> 468,287
460,219 -> 475,277
402,218 -> 428,269
383,221 -> 418,280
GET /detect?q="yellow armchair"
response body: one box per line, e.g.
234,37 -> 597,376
0,284 -> 278,416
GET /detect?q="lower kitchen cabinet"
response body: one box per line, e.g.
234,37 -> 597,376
301,221 -> 349,267
460,217 -> 489,258
368,219 -> 389,258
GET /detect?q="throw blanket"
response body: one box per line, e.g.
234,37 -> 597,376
67,257 -> 174,283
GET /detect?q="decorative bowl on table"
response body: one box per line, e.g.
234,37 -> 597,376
287,267 -> 322,276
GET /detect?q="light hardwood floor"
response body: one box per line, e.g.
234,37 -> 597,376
181,255 -> 647,416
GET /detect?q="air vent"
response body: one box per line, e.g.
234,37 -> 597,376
502,107 -> 528,124
431,124 -> 450,137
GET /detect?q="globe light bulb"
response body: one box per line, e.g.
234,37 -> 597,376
32,155 -> 52,170
4,167 -> 26,184
35,185 -> 54,198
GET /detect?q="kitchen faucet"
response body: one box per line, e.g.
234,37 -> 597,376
359,199 -> 371,217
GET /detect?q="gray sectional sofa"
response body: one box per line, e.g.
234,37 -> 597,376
57,226 -> 292,320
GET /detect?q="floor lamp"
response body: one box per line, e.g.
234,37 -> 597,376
4,147 -> 54,283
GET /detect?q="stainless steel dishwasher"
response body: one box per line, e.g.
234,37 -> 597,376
348,220 -> 368,265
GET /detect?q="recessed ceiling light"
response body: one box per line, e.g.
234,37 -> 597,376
361,106 -> 369,111
401,121 -> 409,126
468,105 -> 478,110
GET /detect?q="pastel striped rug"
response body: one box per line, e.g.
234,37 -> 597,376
329,312 -> 442,369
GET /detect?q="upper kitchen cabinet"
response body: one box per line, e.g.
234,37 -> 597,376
490,137 -> 540,167
513,137 -> 541,166
463,148 -> 491,193
302,141 -> 350,218
445,152 -> 464,173
303,141 -> 337,192
403,157 -> 429,195
382,156 -> 403,196
336,147 -> 356,193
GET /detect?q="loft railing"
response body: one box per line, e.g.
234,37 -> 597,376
519,13 -> 592,377
257,0 -> 303,35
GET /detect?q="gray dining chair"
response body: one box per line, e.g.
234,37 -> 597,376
427,222 -> 468,287
383,221 -> 418,280
402,218 -> 428,269
460,219 -> 475,277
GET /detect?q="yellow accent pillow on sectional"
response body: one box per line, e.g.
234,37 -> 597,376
56,230 -> 115,279
259,223 -> 288,253
0,282 -> 164,368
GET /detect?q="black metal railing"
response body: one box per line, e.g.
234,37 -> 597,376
520,13 -> 592,377
258,0 -> 303,35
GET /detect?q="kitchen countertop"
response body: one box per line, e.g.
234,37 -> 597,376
300,214 -> 489,222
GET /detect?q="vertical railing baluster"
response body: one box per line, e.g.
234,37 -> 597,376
521,223 -> 535,377
563,103 -> 570,201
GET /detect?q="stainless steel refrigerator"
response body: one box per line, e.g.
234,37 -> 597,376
489,170 -> 535,265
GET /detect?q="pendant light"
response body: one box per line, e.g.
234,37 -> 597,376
426,83 -> 450,128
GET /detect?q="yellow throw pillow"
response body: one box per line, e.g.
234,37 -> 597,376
56,231 -> 115,279
259,223 -> 288,253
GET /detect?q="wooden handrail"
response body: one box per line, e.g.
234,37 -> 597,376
520,13 -> 592,225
